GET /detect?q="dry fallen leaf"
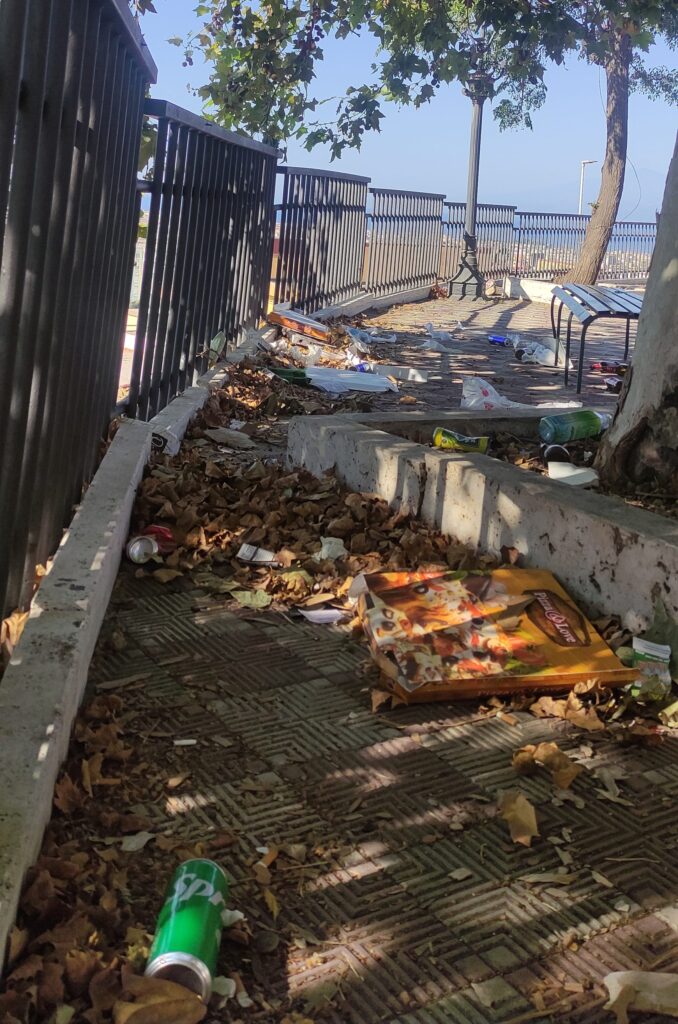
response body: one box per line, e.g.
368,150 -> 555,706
264,888 -> 280,920
120,831 -> 155,853
54,775 -> 85,815
115,974 -> 207,1024
521,871 -> 579,885
448,867 -> 473,882
512,742 -> 583,790
498,790 -> 539,847
152,569 -> 183,584
530,692 -> 604,732
166,773 -> 191,790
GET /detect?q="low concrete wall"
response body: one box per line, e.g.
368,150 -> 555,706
0,352 -> 250,967
288,410 -> 678,632
503,277 -> 556,304
312,285 -> 432,322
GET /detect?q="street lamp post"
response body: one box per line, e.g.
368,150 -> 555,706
578,159 -> 597,215
449,69 -> 495,300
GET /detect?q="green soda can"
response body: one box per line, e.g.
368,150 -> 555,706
145,859 -> 229,1001
432,427 -> 489,454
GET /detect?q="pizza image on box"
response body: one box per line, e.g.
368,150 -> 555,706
358,568 -> 636,700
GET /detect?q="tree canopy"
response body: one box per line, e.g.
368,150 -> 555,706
168,1 -> 677,154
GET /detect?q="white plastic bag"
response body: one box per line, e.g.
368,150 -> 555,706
425,322 -> 454,342
461,377 -> 524,410
460,376 -> 582,410
345,326 -> 396,346
518,340 -> 574,370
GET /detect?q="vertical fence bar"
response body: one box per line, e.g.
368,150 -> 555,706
273,166 -> 370,313
366,188 -> 444,297
129,100 -> 278,416
0,0 -> 155,617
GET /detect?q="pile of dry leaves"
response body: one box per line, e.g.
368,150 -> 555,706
131,432 -> 490,616
201,360 -> 372,428
0,684 -> 321,1024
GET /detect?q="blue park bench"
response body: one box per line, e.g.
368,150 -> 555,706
550,283 -> 642,393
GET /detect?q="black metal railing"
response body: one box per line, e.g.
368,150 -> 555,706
274,167 -> 370,313
601,220 -> 657,281
364,188 -> 444,297
128,101 -> 278,420
440,202 -> 516,280
513,211 -> 656,281
0,0 -> 155,617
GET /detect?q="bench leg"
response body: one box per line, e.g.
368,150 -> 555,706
624,318 -> 631,361
556,301 -> 564,342
550,296 -> 557,337
564,314 -> 573,387
576,321 -> 591,394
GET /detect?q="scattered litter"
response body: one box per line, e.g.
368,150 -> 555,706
415,337 -> 449,353
425,322 -> 454,342
313,537 -> 349,562
145,859 -> 230,1002
604,971 -> 678,1024
126,534 -> 159,564
539,410 -> 612,444
461,377 -> 525,410
591,360 -> 628,375
370,363 -> 428,382
306,366 -> 398,393
547,463 -> 599,488
212,976 -> 237,1002
630,637 -> 672,700
298,607 -> 348,625
462,377 -> 581,411
237,543 -> 279,565
517,339 -> 574,370
433,427 -> 489,454
488,334 -> 512,347
498,790 -> 539,847
268,308 -> 330,342
345,326 -> 397,345
361,568 -> 634,703
173,738 -> 198,747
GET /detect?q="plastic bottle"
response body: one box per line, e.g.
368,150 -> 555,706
538,410 -> 612,444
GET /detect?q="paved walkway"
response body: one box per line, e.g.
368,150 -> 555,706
362,295 -> 635,414
9,292 -> 678,1024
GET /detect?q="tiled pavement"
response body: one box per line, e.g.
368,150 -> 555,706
47,291 -> 678,1022
362,295 -> 636,414
84,559 -> 678,1022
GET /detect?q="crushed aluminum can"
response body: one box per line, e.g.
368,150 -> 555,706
126,535 -> 159,563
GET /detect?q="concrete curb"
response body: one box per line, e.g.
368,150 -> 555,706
288,409 -> 678,631
0,419 -> 152,964
0,349 -> 250,966
311,285 -> 432,321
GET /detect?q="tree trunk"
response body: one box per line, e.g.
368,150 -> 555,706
595,131 -> 678,492
569,29 -> 631,285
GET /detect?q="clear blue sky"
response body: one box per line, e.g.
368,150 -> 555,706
140,2 -> 677,220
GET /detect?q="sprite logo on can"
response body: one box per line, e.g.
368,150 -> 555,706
145,859 -> 230,1002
